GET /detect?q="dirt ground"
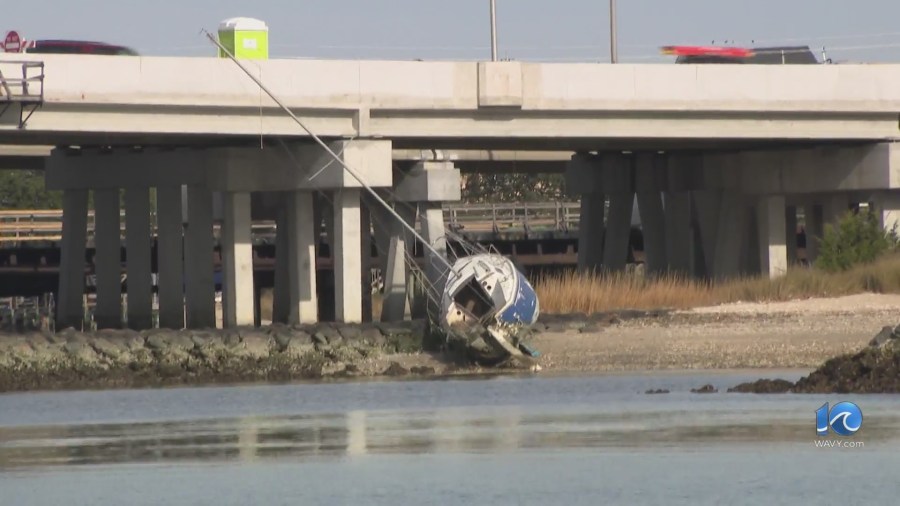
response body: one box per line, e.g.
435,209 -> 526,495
529,293 -> 900,372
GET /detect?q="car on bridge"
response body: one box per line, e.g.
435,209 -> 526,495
22,39 -> 138,56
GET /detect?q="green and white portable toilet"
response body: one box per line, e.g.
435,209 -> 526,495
218,17 -> 268,59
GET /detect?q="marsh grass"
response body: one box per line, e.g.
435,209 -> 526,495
534,254 -> 900,314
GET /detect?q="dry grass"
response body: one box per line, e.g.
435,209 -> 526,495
534,254 -> 900,314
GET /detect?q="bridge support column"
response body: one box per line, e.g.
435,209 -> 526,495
221,191 -> 255,327
286,190 -> 318,325
380,203 -> 415,322
872,191 -> 900,234
394,160 -> 462,320
635,153 -> 667,275
334,188 -> 362,323
785,205 -> 799,266
272,202 -> 290,324
713,193 -> 748,280
157,186 -> 185,329
360,201 -> 373,322
692,191 -> 721,278
803,199 -> 823,264
56,190 -> 89,330
601,156 -> 633,272
184,185 -> 216,328
664,192 -> 692,276
125,188 -> 153,330
565,154 -> 604,272
93,189 -> 122,329
757,195 -> 788,278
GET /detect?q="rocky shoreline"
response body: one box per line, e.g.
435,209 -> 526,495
729,325 -> 900,394
0,310 -> 666,393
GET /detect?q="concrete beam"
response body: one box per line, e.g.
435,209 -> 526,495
393,161 -> 462,202
45,148 -> 205,190
207,140 -> 393,192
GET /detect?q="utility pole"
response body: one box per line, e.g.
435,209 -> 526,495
490,0 -> 498,61
609,0 -> 618,63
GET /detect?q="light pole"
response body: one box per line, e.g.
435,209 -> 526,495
490,0 -> 498,61
609,0 -> 618,63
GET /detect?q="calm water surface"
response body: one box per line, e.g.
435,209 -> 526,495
1,371 -> 898,505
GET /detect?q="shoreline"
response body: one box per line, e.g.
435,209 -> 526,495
1,293 -> 899,394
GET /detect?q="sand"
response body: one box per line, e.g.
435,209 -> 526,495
530,293 -> 900,373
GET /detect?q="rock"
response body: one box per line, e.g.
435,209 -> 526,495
869,326 -> 895,347
312,332 -> 329,346
63,342 -> 100,365
285,339 -> 315,358
91,338 -> 128,360
145,334 -> 168,350
727,379 -> 794,394
645,388 -> 670,394
360,327 -> 385,346
690,384 -> 718,394
240,332 -> 272,360
326,333 -> 344,346
272,330 -> 294,352
290,331 -> 313,345
382,361 -> 409,376
578,324 -> 602,334
410,365 -> 436,375
338,326 -> 362,343
223,330 -> 242,348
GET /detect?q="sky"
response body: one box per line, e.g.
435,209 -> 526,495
5,0 -> 900,63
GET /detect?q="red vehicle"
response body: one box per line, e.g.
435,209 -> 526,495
22,39 -> 138,55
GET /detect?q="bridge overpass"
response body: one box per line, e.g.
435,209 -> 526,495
2,54 -> 900,331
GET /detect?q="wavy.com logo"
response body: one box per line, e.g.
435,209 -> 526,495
815,401 -> 864,448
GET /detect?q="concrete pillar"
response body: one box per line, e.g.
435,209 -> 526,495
872,192 -> 900,235
599,156 -> 633,272
156,186 -> 185,329
822,193 -> 850,226
635,154 -> 667,275
576,194 -> 605,272
93,188 -> 122,329
693,191 -> 722,277
272,202 -> 289,324
124,188 -> 153,330
286,190 -> 318,324
664,192 -> 693,276
758,195 -> 788,278
713,193 -> 747,280
785,205 -> 799,265
184,185 -> 216,328
56,190 -> 89,330
221,192 -> 255,327
381,235 -> 410,322
334,188 -> 362,323
802,200 -> 823,264
360,201 -> 373,323
420,202 -> 448,317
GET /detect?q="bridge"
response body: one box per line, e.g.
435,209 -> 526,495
2,54 -> 899,331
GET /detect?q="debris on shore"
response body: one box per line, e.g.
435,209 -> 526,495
729,324 -> 900,394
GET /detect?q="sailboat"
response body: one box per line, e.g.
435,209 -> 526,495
205,32 -> 541,367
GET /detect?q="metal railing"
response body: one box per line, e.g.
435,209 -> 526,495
0,60 -> 45,128
0,201 -> 582,244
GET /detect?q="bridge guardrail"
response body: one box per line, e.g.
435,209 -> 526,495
0,59 -> 44,128
0,202 -> 582,244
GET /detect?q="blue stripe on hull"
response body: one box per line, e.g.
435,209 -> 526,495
497,270 -> 539,325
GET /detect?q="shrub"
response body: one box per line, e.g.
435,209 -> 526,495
815,209 -> 898,272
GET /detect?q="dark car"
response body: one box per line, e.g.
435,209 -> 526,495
23,39 -> 138,55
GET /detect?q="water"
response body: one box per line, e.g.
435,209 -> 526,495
1,371 -> 899,505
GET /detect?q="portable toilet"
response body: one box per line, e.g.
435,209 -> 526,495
218,17 -> 268,59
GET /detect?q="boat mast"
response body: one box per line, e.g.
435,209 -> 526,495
203,30 -> 456,273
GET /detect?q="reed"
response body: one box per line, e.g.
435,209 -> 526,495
533,254 -> 900,314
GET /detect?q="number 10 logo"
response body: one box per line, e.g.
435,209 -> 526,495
816,402 -> 863,437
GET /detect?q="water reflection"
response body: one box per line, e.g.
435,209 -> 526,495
2,407 -> 898,470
